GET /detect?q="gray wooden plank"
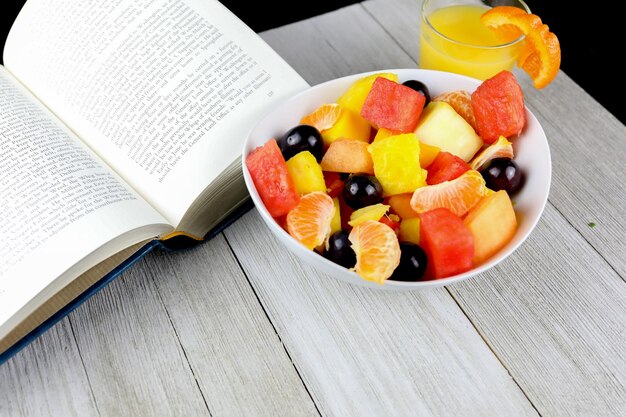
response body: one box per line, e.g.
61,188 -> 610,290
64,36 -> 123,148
357,1 -> 626,414
260,4 -> 416,86
362,0 -> 626,277
224,210 -> 539,417
449,204 -> 626,416
0,319 -> 99,417
68,254 -> 210,417
149,235 -> 319,417
258,4 -> 626,416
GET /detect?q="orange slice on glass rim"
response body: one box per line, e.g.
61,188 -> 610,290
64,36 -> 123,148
300,103 -> 342,132
348,220 -> 401,284
481,6 -> 561,89
410,170 -> 488,217
286,191 -> 335,250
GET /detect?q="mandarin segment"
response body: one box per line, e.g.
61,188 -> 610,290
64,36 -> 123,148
300,103 -> 342,132
469,135 -> 514,171
286,191 -> 336,250
349,220 -> 401,284
481,6 -> 561,89
410,169 -> 488,217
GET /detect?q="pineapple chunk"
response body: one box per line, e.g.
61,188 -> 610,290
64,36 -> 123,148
285,151 -> 326,195
368,133 -> 427,196
330,198 -> 341,234
321,107 -> 371,146
348,203 -> 390,227
399,218 -> 421,245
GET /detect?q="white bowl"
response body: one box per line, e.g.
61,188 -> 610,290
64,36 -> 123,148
242,68 -> 551,290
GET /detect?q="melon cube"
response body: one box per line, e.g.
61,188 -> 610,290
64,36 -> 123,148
463,190 -> 517,264
419,142 -> 440,168
246,139 -> 299,217
337,73 -> 399,115
361,77 -> 426,133
388,194 -> 419,219
426,151 -> 471,185
285,151 -> 327,195
420,208 -> 474,279
320,139 -> 374,174
471,70 -> 526,143
368,133 -> 427,196
414,101 -> 483,162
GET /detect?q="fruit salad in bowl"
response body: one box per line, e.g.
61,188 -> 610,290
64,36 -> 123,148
242,69 -> 550,289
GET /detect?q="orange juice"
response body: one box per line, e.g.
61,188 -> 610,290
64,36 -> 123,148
420,4 -> 524,80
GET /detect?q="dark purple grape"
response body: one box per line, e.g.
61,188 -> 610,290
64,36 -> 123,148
277,125 -> 323,162
390,243 -> 428,281
324,230 -> 356,268
402,80 -> 431,106
342,174 -> 384,209
480,158 -> 524,195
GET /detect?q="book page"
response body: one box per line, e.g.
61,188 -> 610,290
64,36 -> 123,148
4,0 -> 308,226
0,68 -> 171,336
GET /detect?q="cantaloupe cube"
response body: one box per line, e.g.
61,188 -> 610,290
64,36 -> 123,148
320,139 -> 374,174
415,101 -> 483,162
463,190 -> 517,264
321,108 -> 371,145
285,151 -> 326,195
419,142 -> 440,168
399,218 -> 420,245
388,194 -> 419,219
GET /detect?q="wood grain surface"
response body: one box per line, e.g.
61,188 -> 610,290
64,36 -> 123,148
2,1 -> 624,416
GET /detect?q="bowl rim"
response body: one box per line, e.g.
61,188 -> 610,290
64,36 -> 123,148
242,68 -> 551,290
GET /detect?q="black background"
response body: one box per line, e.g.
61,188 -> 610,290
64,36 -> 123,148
1,1 -> 621,124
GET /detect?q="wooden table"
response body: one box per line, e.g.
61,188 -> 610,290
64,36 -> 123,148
2,1 -> 625,416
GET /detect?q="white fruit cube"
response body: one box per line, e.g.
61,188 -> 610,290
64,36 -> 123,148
414,101 -> 483,162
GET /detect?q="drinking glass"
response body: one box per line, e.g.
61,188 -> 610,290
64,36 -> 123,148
419,0 -> 530,80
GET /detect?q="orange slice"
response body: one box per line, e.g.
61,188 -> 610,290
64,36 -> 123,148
300,103 -> 342,132
286,191 -> 335,250
348,220 -> 401,284
469,136 -> 514,171
481,6 -> 561,89
410,170 -> 488,217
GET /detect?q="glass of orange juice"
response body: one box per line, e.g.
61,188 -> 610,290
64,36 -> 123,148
420,0 -> 530,80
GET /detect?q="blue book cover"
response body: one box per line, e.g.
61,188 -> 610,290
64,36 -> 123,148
0,200 -> 253,365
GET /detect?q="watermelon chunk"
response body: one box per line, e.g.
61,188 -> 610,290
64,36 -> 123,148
471,71 -> 526,143
246,139 -> 300,217
361,77 -> 426,133
419,208 -> 474,279
426,151 -> 471,185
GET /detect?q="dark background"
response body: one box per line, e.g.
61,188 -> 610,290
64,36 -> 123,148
1,1 -> 621,124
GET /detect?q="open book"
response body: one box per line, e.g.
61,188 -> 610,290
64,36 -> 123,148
0,0 -> 308,359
